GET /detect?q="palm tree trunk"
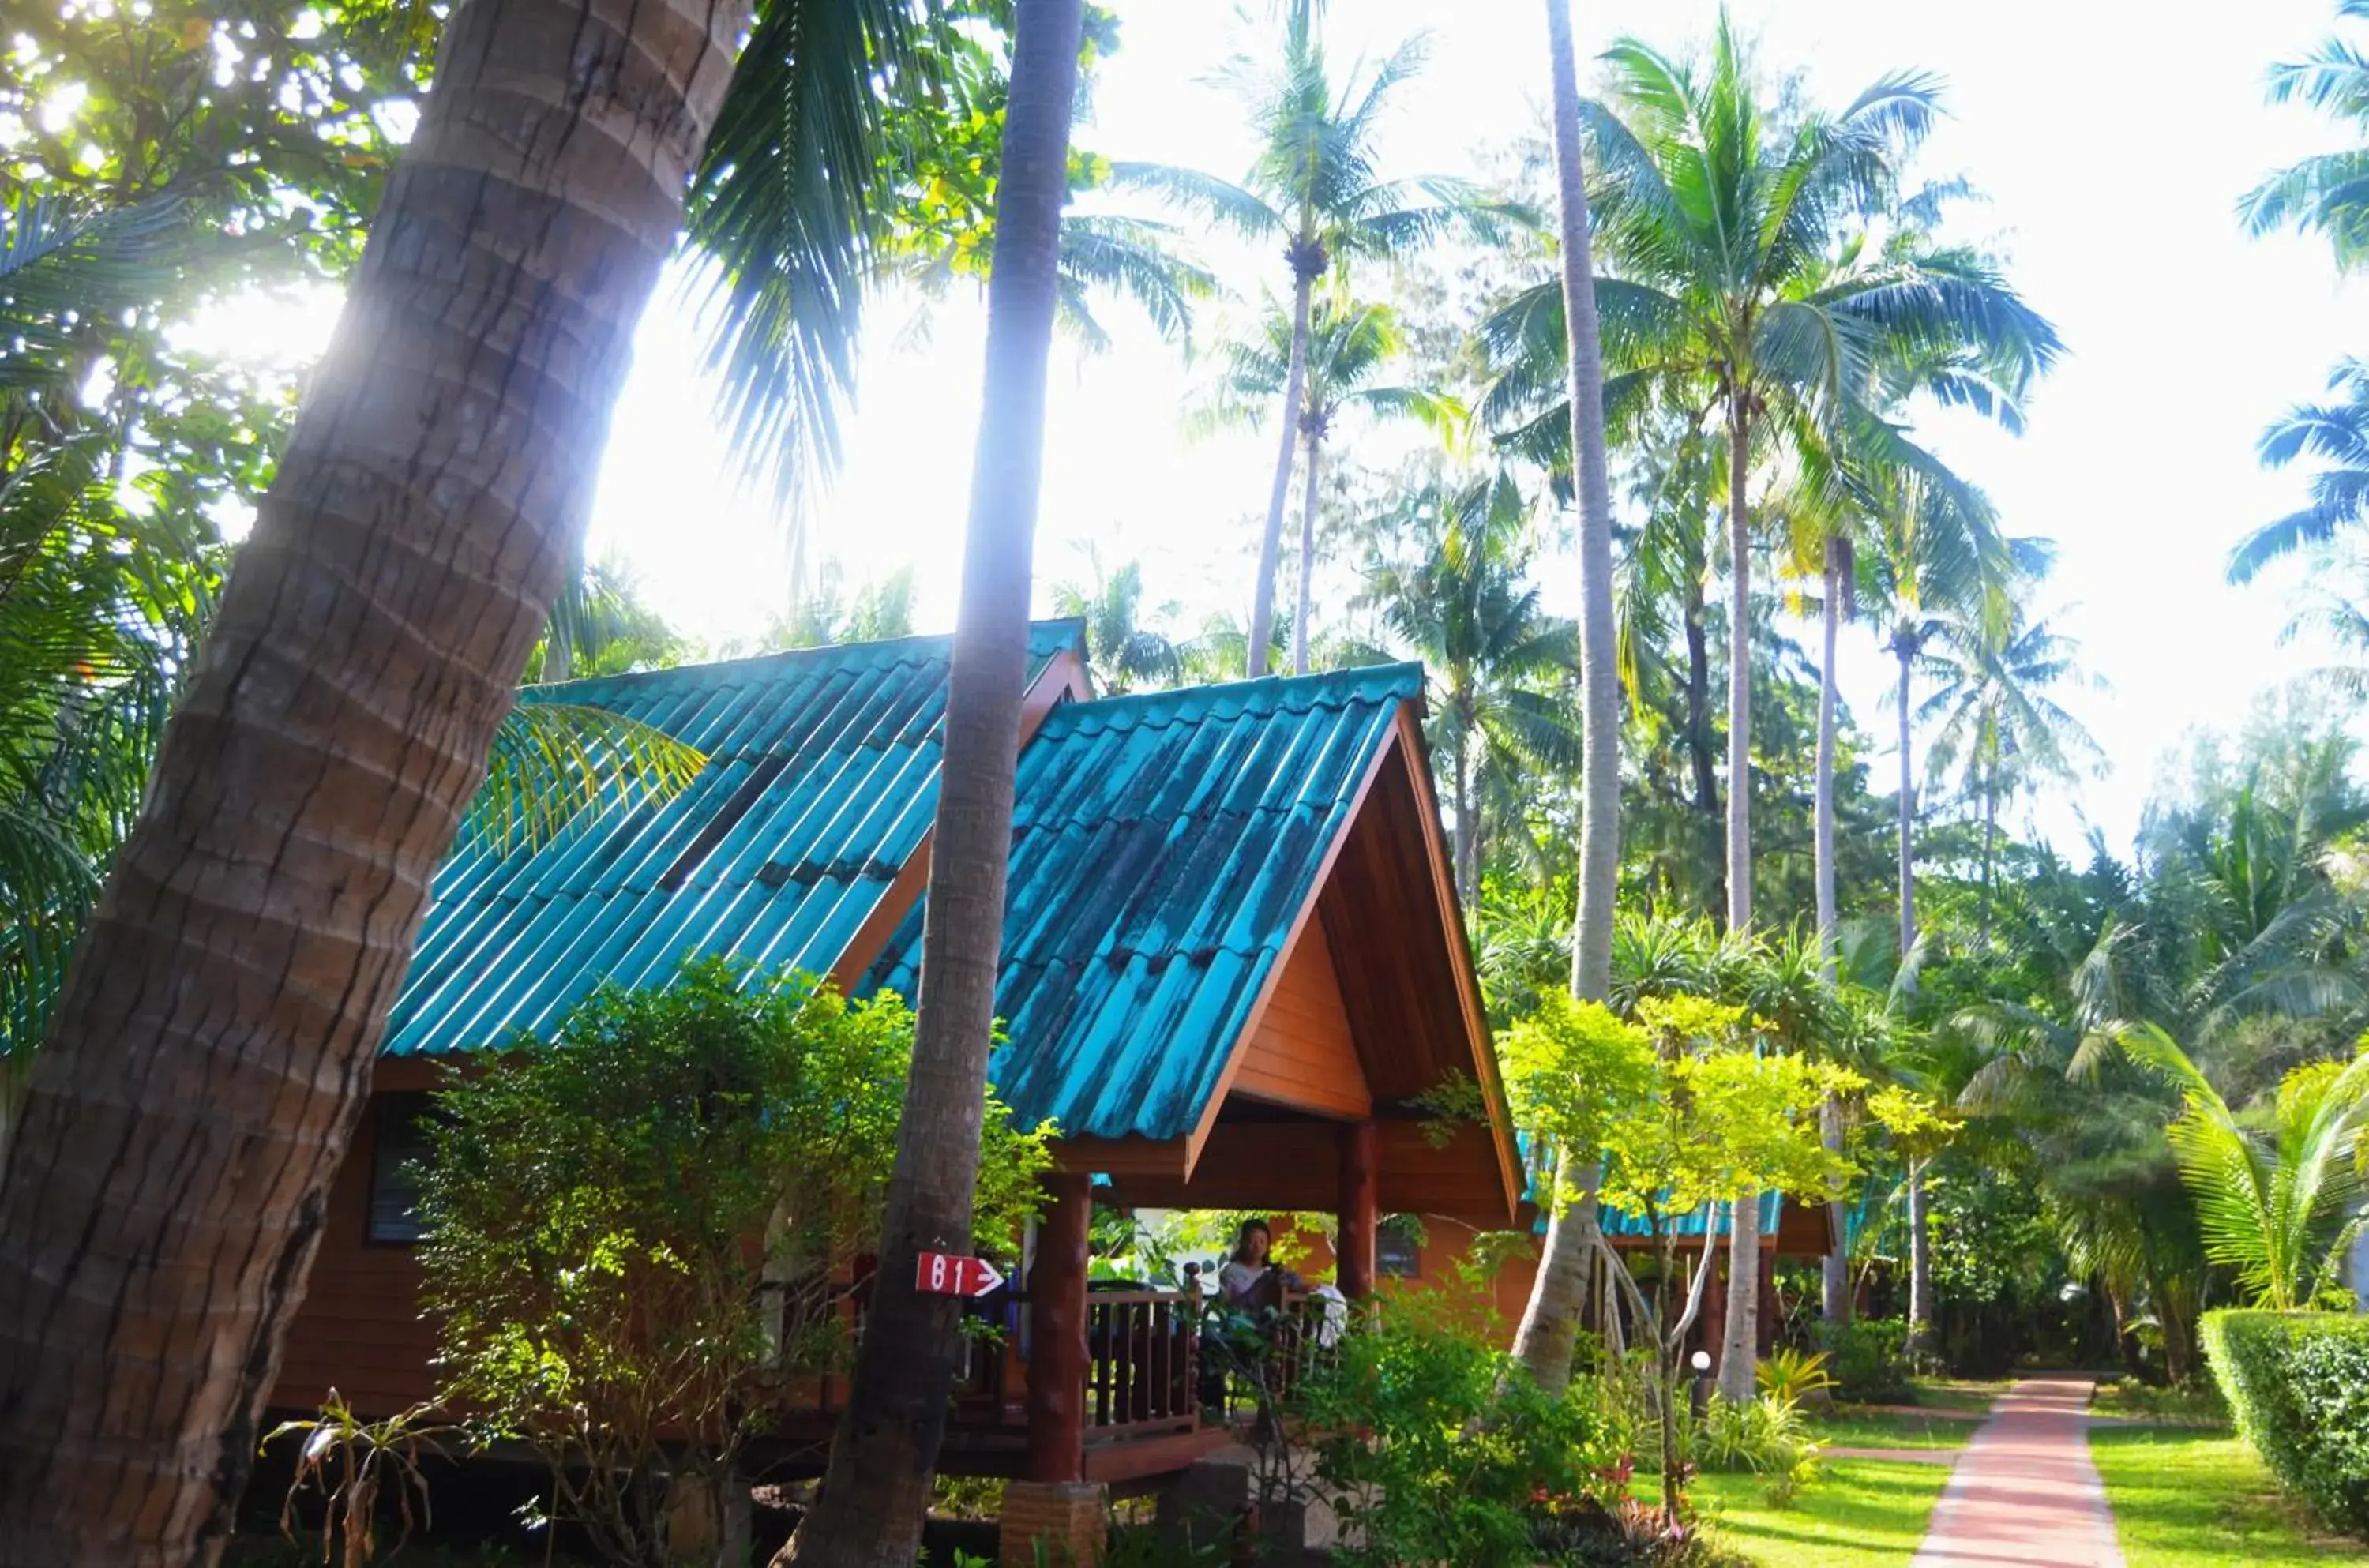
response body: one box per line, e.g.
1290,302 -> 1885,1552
1452,722 -> 1477,911
1717,1193 -> 1762,1401
1814,549 -> 1841,965
1510,1155 -> 1599,1395
785,2 -> 1082,1562
0,0 -> 748,1557
1246,266 -> 1315,678
1815,546 -> 1849,1327
1896,639 -> 1917,962
1725,395 -> 1753,935
1510,0 -> 1620,1394
1977,750 -> 1998,949
1291,424 -> 1321,675
1905,1153 -> 1935,1362
1715,392 -> 1761,1399
1684,575 -> 1726,923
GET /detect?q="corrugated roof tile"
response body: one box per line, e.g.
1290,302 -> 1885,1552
865,662 -> 1423,1141
381,625 -> 1083,1056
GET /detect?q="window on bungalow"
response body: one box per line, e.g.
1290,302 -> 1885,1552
366,1092 -> 434,1245
1377,1217 -> 1419,1279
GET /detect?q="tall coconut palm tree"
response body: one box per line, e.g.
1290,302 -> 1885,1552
1203,290 -> 1459,673
1918,606 -> 2101,945
1796,273 -> 2063,1319
686,0 -> 1206,504
1364,473 -> 1579,910
1119,13 -> 1491,677
2240,0 -> 2369,272
785,1 -> 1083,1561
1614,430 -> 1728,919
1507,0 -> 1624,1397
1482,15 -> 2059,1392
1050,546 -> 1184,693
0,0 -> 758,1552
1868,470 -> 2025,960
1479,14 -> 2058,944
2231,358 -> 2369,585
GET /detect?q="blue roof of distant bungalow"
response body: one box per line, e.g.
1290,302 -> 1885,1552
1597,1191 -> 1787,1241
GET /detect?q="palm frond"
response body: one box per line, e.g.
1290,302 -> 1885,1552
462,703 -> 709,856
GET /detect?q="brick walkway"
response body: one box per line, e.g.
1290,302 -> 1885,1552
1909,1377 -> 2124,1568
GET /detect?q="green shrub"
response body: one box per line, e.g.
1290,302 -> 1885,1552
2201,1309 -> 2369,1536
417,960 -> 1052,1566
1297,1315 -> 1627,1568
1694,1393 -> 1821,1506
1817,1317 -> 1912,1402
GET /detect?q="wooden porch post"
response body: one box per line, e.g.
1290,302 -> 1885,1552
1025,1170 -> 1091,1483
1337,1120 -> 1379,1300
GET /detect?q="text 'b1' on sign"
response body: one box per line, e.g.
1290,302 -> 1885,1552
914,1251 -> 1004,1296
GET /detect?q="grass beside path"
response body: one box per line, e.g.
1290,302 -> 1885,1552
2089,1424 -> 2360,1566
1666,1459 -> 1958,1568
1809,1406 -> 1980,1450
1901,1375 -> 2011,1416
2087,1377 -> 2228,1428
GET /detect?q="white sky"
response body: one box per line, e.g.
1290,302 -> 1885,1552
414,2 -> 2369,856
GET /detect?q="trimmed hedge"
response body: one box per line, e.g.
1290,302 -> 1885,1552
2201,1309 -> 2369,1536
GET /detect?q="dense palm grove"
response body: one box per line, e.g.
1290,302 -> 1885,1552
11,0 -> 2369,1562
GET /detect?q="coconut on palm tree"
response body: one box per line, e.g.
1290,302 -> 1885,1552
1119,12 -> 1496,676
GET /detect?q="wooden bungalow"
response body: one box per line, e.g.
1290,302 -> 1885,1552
271,622 -> 1521,1558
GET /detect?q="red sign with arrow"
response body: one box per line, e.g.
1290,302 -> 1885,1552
914,1251 -> 1005,1296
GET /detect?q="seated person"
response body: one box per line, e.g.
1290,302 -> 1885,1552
1216,1218 -> 1303,1313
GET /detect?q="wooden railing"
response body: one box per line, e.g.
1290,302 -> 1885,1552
810,1281 -> 1012,1420
1085,1289 -> 1200,1435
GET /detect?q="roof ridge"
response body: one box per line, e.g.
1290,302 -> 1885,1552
1048,662 -> 1421,728
516,619 -> 1087,703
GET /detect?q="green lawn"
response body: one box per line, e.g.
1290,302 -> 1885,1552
2089,1425 -> 2360,1566
1900,1376 -> 2010,1416
1808,1407 -> 1979,1451
2088,1378 -> 2229,1428
1644,1460 -> 1957,1568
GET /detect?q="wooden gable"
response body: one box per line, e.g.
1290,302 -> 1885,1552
1226,923 -> 1372,1120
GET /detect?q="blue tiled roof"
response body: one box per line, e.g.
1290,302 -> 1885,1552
867,663 -> 1425,1141
381,625 -> 1083,1056
1599,1190 -> 1787,1241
